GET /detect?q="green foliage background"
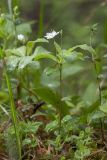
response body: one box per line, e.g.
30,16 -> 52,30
1,0 -> 107,46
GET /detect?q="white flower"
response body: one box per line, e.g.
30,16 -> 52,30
44,30 -> 59,39
17,34 -> 25,41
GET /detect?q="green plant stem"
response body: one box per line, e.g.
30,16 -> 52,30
59,63 -> 62,134
58,31 -> 63,135
90,30 -> 105,142
4,68 -> 21,160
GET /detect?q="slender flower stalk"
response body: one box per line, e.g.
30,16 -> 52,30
59,63 -> 62,134
44,29 -> 63,134
58,30 -> 63,134
90,28 -> 105,142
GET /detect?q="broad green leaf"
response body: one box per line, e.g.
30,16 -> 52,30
82,83 -> 97,105
33,46 -> 57,62
16,23 -> 32,35
28,61 -> 40,70
6,46 -> 26,57
69,44 -> 96,55
100,102 -> 107,113
76,44 -> 96,55
0,15 -> 13,38
34,46 -> 49,55
41,64 -> 83,88
34,86 -> 69,115
63,50 -> 83,61
18,56 -> 33,69
26,38 -> 48,55
6,56 -> 20,70
84,100 -> 99,114
62,64 -> 83,79
34,53 -> 57,62
41,67 -> 59,88
87,110 -> 105,124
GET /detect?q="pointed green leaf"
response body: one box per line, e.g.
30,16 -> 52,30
27,38 -> 49,55
35,38 -> 49,43
34,53 -> 57,62
54,41 -> 62,54
33,46 -> 57,62
68,44 -> 96,55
